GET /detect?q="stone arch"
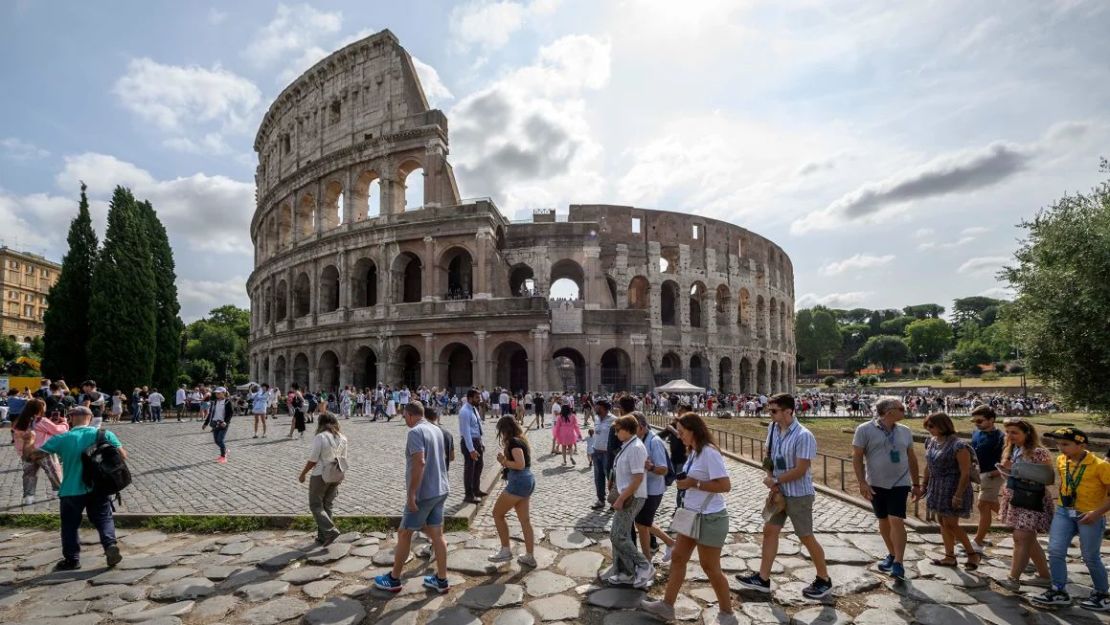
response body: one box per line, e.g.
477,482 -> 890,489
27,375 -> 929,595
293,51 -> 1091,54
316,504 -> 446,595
715,284 -> 731,327
277,203 -> 292,248
261,356 -> 270,386
492,341 -> 529,393
739,356 -> 753,394
262,284 -> 273,324
440,343 -> 474,392
658,351 -> 682,385
322,179 -> 344,230
757,357 -> 768,394
660,280 -> 679,326
689,281 -> 708,329
297,194 -> 315,239
292,353 -> 310,390
275,279 -> 288,321
274,355 -> 287,390
351,345 -> 378,389
689,353 -> 708,387
509,264 -> 535,296
718,357 -> 733,393
440,246 -> 474,299
628,275 -> 650,309
319,264 -> 340,313
351,257 -> 378,307
318,350 -> 340,393
293,272 -> 311,317
392,251 -> 423,303
780,359 -> 788,392
600,348 -> 631,392
552,347 -> 586,392
353,169 -> 382,220
394,344 -> 421,389
769,297 -> 779,345
779,302 -> 788,348
399,159 -> 424,212
770,360 -> 780,394
550,259 -> 585,301
738,288 -> 751,331
756,295 -> 767,340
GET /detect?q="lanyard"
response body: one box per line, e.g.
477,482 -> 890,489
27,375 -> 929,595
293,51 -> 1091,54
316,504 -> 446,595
876,419 -> 899,450
770,421 -> 799,459
1064,453 -> 1089,496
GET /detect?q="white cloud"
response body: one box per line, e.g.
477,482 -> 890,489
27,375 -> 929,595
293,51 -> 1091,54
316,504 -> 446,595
411,57 -> 453,108
275,28 -> 378,85
819,253 -> 895,276
979,286 -> 1014,300
960,226 -> 990,236
957,255 -> 1010,275
912,227 -> 935,238
244,3 -> 342,68
178,276 -> 249,322
113,58 -> 261,134
795,291 -> 875,309
1,137 -> 49,160
449,0 -> 562,51
207,8 -> 227,25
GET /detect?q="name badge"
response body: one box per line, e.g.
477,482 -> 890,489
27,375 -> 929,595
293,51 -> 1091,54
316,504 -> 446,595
775,457 -> 787,471
889,450 -> 901,464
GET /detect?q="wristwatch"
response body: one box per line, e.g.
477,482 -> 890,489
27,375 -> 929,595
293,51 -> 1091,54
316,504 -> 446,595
772,477 -> 780,485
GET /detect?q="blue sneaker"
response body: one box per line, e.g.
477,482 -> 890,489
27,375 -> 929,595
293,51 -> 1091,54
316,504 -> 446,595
877,554 -> 895,573
373,573 -> 403,593
423,574 -> 449,594
891,562 -> 905,581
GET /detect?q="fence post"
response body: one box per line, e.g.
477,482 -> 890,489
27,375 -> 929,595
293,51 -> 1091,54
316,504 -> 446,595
839,458 -> 846,492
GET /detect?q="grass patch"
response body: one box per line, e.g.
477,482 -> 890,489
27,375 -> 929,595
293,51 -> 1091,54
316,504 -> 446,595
0,513 -> 468,534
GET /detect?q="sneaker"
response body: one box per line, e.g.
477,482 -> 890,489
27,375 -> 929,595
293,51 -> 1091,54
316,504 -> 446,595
641,598 -> 676,622
423,574 -> 449,594
716,613 -> 740,625
877,554 -> 895,573
802,576 -> 833,599
661,544 -> 674,564
997,577 -> 1021,592
105,544 -> 122,568
591,500 -> 606,510
1080,592 -> 1110,612
320,529 -> 341,546
891,562 -> 906,581
21,496 -> 34,506
488,547 -> 513,563
634,563 -> 656,589
1030,588 -> 1071,607
216,456 -> 227,464
372,573 -> 403,593
518,553 -> 538,567
53,559 -> 81,571
734,572 -> 772,593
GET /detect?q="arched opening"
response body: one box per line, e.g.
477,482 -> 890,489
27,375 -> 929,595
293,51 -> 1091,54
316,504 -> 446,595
351,258 -> 378,307
297,194 -> 315,239
277,203 -> 292,248
628,276 -> 649,309
605,276 -> 618,308
690,354 -> 708,388
757,357 -> 768,394
353,170 -> 381,220
322,180 -> 343,229
493,341 -> 528,393
274,355 -> 287,390
780,303 -> 788,348
393,252 -> 423,303
275,280 -> 288,321
770,360 -> 780,394
396,345 -> 421,389
441,343 -> 474,393
658,352 -> 681,385
718,357 -> 733,393
509,264 -> 535,297
320,265 -> 340,313
689,282 -> 707,328
550,259 -> 584,301
400,161 -> 424,211
739,357 -> 753,394
756,295 -> 767,340
600,348 -> 630,392
716,285 -> 730,327
780,360 -> 788,392
552,347 -> 586,392
318,350 -> 340,393
738,288 -> 751,331
441,247 -> 473,299
769,297 -> 779,345
263,286 -> 272,324
660,280 -> 679,326
660,246 -> 678,274
292,353 -> 310,390
351,346 -> 378,389
293,272 -> 311,317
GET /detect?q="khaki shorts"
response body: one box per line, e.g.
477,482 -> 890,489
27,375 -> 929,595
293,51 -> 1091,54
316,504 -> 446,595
767,494 -> 815,537
978,472 -> 1004,503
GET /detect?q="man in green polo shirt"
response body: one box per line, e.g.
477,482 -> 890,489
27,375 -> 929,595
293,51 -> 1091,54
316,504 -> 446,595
28,406 -> 128,570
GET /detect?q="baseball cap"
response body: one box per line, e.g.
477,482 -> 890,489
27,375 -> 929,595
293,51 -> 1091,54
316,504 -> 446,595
1046,427 -> 1088,444
214,387 -> 228,394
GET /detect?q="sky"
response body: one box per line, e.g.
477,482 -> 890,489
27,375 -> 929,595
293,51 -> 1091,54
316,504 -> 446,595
1,0 -> 1108,322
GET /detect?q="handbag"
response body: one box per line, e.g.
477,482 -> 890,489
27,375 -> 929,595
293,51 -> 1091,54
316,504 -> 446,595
1007,476 -> 1045,511
669,454 -> 708,540
321,433 -> 349,484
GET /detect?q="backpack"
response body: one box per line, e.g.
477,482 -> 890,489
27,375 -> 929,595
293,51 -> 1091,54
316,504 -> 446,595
82,430 -> 132,505
655,435 -> 677,486
321,433 -> 349,484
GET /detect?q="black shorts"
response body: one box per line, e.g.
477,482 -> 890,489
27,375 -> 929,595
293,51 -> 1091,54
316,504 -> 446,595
870,486 -> 911,519
635,494 -> 664,527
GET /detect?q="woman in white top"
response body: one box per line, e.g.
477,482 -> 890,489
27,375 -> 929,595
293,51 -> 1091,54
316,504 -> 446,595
602,415 -> 654,588
298,413 -> 348,546
642,413 -> 736,624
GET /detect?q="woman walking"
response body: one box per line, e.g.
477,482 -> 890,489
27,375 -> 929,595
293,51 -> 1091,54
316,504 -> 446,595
12,398 -> 62,505
488,416 -> 538,567
288,385 -> 307,439
917,413 -> 979,570
298,413 -> 347,546
997,418 -> 1054,589
110,390 -> 124,424
209,387 -> 234,463
552,404 -> 582,466
642,413 -> 736,624
602,415 -> 654,588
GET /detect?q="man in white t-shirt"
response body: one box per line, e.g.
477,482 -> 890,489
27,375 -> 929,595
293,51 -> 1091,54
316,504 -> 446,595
175,385 -> 187,420
147,389 -> 165,422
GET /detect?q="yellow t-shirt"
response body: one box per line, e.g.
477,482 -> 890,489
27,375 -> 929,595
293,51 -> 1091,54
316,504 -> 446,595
1057,452 -> 1110,513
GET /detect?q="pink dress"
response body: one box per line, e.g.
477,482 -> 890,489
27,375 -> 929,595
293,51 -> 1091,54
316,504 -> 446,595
552,415 -> 581,446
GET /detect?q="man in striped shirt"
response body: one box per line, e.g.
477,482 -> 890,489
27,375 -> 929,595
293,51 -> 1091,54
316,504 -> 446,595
736,393 -> 833,599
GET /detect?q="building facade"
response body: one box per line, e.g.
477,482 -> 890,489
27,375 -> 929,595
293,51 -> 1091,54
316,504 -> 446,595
247,30 -> 795,395
0,247 -> 60,343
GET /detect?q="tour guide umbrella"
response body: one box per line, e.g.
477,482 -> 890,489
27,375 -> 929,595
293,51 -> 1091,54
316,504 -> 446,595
654,379 -> 706,394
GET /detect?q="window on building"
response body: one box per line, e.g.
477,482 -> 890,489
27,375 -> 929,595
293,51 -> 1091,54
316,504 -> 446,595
23,305 -> 33,317
330,100 -> 341,125
692,224 -> 701,240
24,293 -> 31,302
632,217 -> 641,234
10,261 -> 18,269
282,134 -> 291,155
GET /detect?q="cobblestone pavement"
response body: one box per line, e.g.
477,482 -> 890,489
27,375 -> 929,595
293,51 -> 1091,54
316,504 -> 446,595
1,523 -> 1108,625
0,415 -> 502,518
471,425 -> 878,533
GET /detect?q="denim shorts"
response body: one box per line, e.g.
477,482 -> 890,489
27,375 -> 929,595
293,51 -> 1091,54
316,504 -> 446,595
505,469 -> 535,498
400,494 -> 448,530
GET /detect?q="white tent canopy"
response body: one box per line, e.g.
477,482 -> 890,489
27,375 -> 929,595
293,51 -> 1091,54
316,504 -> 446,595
654,379 -> 706,394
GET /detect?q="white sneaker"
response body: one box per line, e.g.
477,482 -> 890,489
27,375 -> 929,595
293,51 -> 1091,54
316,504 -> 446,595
634,563 -> 655,589
641,599 -> 676,622
21,496 -> 34,506
517,553 -> 538,567
488,547 -> 513,563
716,612 -> 740,625
608,572 -> 635,585
599,564 -> 619,582
661,544 -> 674,563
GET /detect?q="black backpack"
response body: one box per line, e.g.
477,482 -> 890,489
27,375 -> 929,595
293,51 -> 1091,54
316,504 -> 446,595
82,430 -> 132,505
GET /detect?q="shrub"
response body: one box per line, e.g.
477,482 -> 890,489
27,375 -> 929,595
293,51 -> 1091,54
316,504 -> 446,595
931,364 -> 944,375
941,374 -> 961,383
907,366 -> 918,375
994,362 -> 1007,373
823,375 -> 837,388
1008,364 -> 1025,374
965,367 -> 983,377
857,376 -> 872,387
868,375 -> 881,386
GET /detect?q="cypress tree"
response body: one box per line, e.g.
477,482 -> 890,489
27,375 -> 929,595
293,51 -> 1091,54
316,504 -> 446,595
88,187 -> 156,391
136,199 -> 183,391
42,182 -> 99,382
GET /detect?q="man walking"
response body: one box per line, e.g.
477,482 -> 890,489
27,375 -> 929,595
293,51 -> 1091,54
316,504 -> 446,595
373,401 -> 451,594
175,384 -> 187,420
459,389 -> 486,504
736,393 -> 833,599
969,405 -> 1004,553
852,397 -> 921,581
591,399 -> 616,510
27,406 -> 125,570
78,380 -> 105,429
147,388 -> 165,422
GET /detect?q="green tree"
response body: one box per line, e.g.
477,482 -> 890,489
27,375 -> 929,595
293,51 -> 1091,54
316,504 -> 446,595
1004,160 -> 1110,416
812,308 -> 842,368
137,200 -> 183,392
855,335 -> 910,373
879,316 -> 914,336
183,306 -> 250,383
28,336 -> 45,359
904,318 -> 952,361
794,309 -> 818,373
42,182 -> 99,382
0,335 -> 19,362
950,342 -> 993,372
903,303 -> 945,319
88,187 -> 157,392
185,358 -> 216,384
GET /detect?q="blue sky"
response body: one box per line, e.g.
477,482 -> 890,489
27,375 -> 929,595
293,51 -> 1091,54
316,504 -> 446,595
2,0 -> 1108,321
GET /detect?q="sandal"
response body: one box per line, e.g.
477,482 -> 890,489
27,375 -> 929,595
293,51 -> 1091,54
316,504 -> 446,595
965,553 -> 981,571
930,555 -> 958,567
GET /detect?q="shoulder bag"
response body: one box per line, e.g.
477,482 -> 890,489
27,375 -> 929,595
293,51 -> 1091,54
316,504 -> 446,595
669,453 -> 707,540
321,433 -> 349,484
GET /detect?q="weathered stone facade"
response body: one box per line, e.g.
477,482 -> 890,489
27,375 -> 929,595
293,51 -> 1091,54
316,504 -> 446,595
247,30 -> 795,394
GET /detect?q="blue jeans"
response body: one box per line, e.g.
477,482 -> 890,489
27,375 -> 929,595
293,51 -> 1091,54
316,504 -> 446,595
591,451 -> 610,503
151,406 -> 162,422
1048,506 -> 1108,592
60,493 -> 116,562
213,426 -> 228,456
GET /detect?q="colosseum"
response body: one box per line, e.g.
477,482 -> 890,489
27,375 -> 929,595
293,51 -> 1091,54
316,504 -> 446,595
247,30 -> 796,396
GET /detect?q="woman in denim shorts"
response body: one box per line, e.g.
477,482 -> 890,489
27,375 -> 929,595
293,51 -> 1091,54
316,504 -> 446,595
488,416 -> 538,568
